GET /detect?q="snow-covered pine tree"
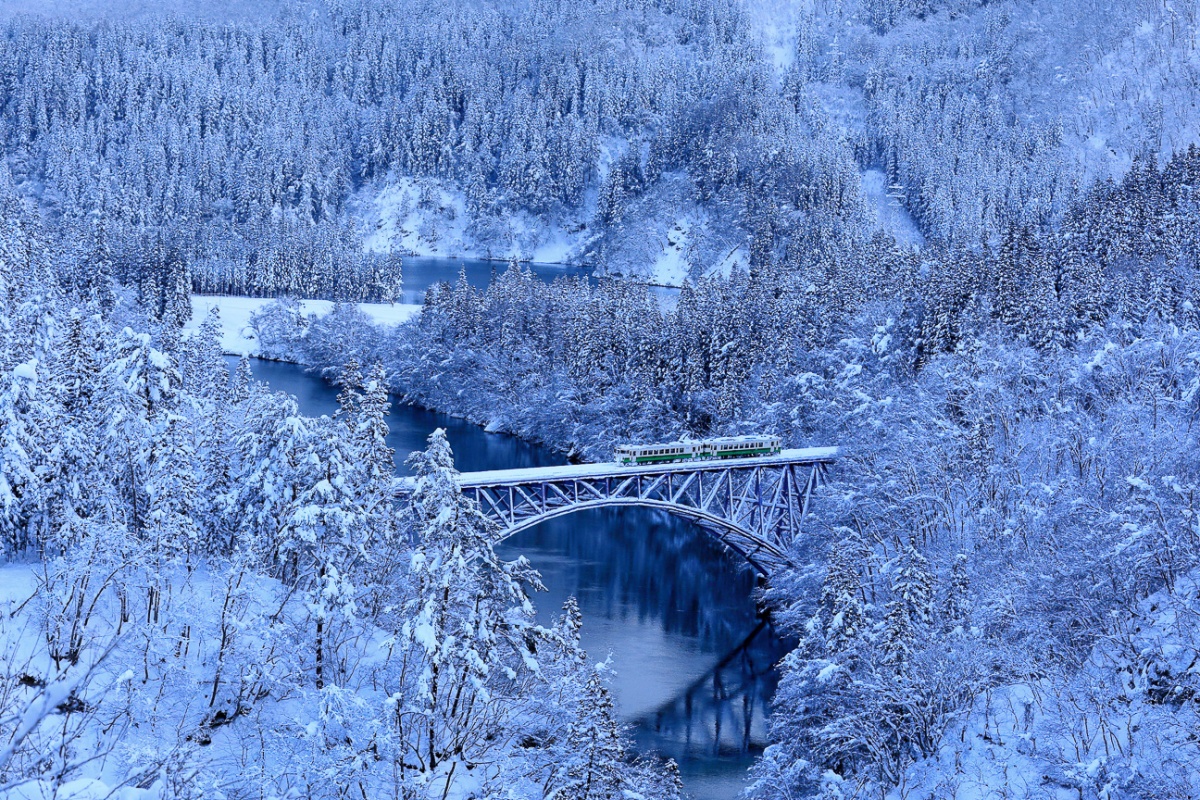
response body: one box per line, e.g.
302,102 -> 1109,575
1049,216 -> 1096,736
183,307 -> 229,404
393,428 -> 543,795
0,359 -> 47,553
821,529 -> 869,656
44,308 -> 110,548
335,358 -> 363,426
99,328 -> 182,538
557,668 -> 628,800
354,362 -> 397,558
146,413 -> 201,572
881,538 -> 935,668
943,552 -> 971,635
230,354 -> 255,403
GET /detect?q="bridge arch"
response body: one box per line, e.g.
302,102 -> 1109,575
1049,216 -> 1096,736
396,448 -> 838,577
492,497 -> 791,575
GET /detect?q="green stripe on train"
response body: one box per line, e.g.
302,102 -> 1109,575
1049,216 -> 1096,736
713,448 -> 773,458
619,447 -> 776,465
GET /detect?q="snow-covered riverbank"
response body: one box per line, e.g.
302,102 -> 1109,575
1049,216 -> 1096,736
184,295 -> 421,356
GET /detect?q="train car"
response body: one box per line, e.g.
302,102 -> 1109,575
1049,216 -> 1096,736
614,441 -> 699,465
614,435 -> 782,465
698,435 -> 782,459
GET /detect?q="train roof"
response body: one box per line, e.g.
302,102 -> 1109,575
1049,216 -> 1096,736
616,435 -> 779,449
614,441 -> 693,449
705,434 -> 779,443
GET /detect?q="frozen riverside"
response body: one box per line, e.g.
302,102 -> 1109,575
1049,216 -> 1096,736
395,447 -> 840,575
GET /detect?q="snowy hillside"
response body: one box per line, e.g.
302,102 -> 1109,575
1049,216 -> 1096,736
4,0 -> 1195,286
4,1 -> 1200,799
336,0 -> 1199,278
891,572 -> 1200,798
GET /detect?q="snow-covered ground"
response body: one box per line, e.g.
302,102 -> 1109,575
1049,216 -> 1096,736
860,169 -> 924,249
355,173 -> 751,286
357,176 -> 594,265
185,295 -> 421,356
886,571 -> 1200,799
648,220 -> 694,286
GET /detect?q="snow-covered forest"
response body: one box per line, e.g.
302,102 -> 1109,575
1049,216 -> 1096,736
261,137 -> 1200,799
3,0 -> 1200,797
0,244 -> 683,797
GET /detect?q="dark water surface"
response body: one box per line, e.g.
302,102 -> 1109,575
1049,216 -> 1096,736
396,255 -> 592,305
234,357 -> 786,800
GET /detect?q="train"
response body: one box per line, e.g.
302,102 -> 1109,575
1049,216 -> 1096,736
614,435 -> 782,466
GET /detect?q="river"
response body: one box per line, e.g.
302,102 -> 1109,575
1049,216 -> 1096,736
394,255 -> 593,304
236,258 -> 779,799
392,254 -> 681,306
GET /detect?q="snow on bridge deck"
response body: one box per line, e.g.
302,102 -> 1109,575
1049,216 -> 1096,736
394,447 -> 840,493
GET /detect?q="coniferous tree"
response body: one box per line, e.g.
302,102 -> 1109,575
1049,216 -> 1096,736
881,539 -> 934,668
559,669 -> 629,800
0,359 -> 46,552
943,552 -> 971,635
821,531 -> 869,656
393,429 -> 543,794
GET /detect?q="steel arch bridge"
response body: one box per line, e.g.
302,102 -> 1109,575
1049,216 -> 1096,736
396,447 -> 838,575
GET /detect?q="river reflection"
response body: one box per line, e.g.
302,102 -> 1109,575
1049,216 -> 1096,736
233,356 -> 785,799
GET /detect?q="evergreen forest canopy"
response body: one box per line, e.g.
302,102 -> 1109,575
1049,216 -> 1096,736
2,0 -> 1197,296
3,0 -> 1200,797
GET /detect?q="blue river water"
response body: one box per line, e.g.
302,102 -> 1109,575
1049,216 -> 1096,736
234,257 -> 781,799
393,255 -> 593,305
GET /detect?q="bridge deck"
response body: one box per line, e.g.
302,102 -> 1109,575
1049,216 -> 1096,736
395,447 -> 838,492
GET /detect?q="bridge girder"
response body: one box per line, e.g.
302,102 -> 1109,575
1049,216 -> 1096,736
455,458 -> 832,576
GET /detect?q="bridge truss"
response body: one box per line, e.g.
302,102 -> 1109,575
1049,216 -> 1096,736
410,448 -> 837,575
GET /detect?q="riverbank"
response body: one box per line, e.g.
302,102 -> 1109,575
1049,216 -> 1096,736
234,358 -> 780,800
185,295 -> 422,356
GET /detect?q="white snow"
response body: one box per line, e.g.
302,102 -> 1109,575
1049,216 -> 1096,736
356,175 -> 594,265
529,231 -> 577,265
11,360 -> 37,382
649,220 -> 693,287
645,220 -> 746,287
185,296 -> 421,356
860,169 -> 924,248
707,245 -> 748,280
1,778 -> 165,800
362,177 -> 473,258
886,571 -> 1200,799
